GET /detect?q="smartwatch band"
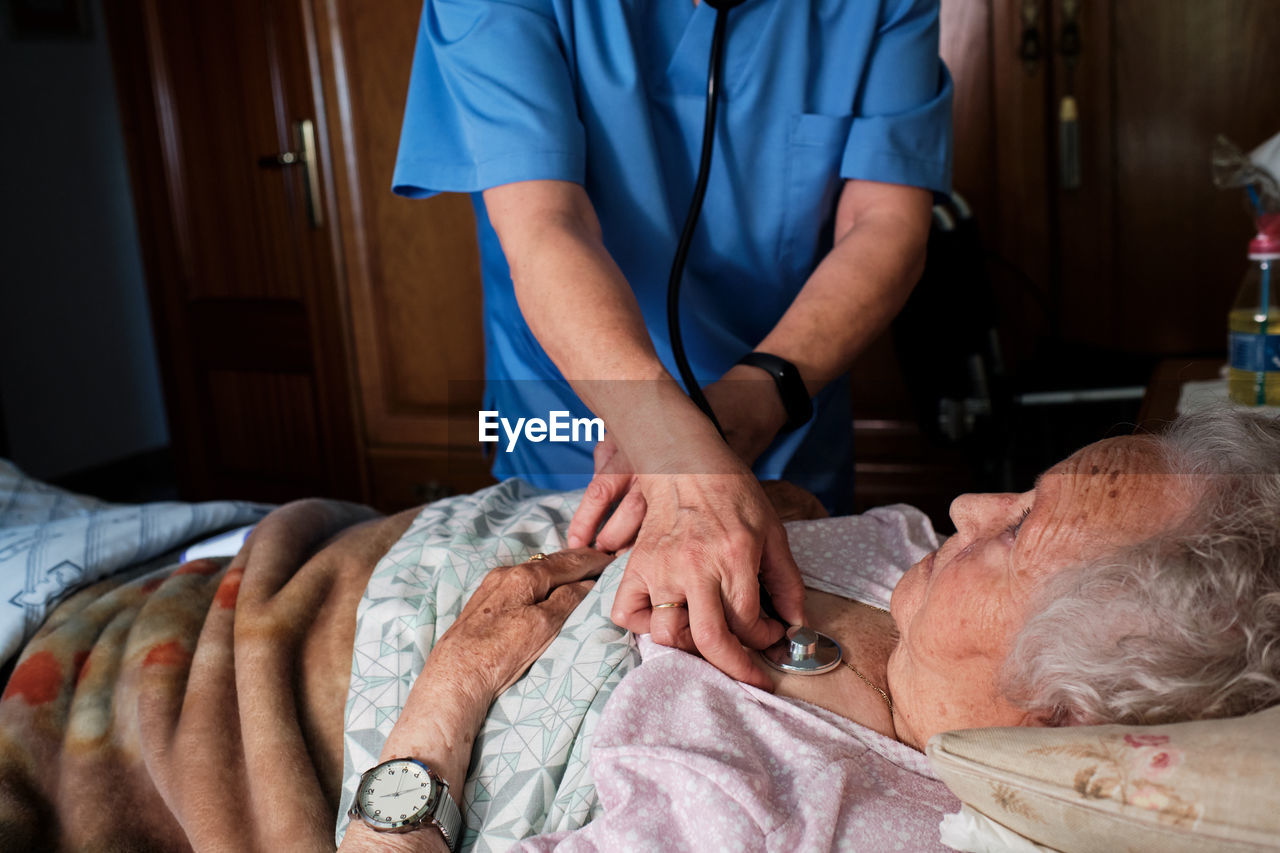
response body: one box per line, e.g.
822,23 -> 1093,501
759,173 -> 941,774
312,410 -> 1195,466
736,352 -> 813,432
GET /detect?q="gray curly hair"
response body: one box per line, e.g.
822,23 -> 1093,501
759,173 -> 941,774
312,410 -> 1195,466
1001,407 -> 1280,726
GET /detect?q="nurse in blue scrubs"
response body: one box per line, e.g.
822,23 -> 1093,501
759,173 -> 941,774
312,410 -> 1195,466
394,0 -> 952,688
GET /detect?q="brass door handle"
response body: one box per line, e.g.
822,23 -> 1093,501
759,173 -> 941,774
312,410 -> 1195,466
258,118 -> 323,229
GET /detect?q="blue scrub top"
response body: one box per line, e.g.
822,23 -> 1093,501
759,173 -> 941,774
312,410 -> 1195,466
393,0 -> 953,511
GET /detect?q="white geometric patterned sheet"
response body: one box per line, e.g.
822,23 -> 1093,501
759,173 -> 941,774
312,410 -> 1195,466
338,479 -> 640,852
337,478 -> 944,852
0,458 -> 271,666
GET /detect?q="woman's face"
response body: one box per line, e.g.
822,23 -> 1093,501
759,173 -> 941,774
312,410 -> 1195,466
886,435 -> 1193,750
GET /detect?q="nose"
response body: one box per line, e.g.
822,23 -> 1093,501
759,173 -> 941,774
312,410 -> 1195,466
948,492 -> 1020,534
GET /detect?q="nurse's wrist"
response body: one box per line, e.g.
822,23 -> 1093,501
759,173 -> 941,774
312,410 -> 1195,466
704,366 -> 788,464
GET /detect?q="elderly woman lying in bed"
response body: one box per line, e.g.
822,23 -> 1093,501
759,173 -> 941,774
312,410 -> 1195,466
3,409 -> 1279,851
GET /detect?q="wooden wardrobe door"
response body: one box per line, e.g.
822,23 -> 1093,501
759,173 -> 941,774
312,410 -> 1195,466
1055,0 -> 1280,357
310,0 -> 493,510
106,0 -> 360,502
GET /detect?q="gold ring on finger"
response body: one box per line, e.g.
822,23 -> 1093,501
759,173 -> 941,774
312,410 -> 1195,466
652,601 -> 687,610
528,552 -> 548,561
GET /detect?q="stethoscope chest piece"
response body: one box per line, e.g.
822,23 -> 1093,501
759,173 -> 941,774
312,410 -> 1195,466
763,625 -> 843,675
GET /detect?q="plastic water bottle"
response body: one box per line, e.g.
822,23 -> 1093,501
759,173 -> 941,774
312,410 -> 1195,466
1228,215 -> 1280,406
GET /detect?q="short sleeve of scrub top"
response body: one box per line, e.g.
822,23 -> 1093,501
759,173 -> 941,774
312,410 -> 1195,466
842,0 -> 953,192
392,0 -> 583,197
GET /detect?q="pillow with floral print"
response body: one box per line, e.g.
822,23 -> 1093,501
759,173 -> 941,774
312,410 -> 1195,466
927,705 -> 1280,852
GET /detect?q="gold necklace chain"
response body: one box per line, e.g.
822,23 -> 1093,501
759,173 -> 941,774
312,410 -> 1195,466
842,659 -> 893,716
844,600 -> 894,717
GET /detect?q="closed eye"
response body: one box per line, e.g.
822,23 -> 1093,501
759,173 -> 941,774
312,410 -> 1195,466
1005,506 -> 1032,539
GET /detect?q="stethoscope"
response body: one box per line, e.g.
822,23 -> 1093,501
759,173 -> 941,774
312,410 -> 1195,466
667,0 -> 844,675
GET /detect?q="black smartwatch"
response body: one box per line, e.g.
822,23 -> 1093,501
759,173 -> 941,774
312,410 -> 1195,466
736,352 -> 813,432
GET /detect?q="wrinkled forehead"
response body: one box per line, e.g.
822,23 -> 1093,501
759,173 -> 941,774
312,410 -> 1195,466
1021,436 -> 1194,571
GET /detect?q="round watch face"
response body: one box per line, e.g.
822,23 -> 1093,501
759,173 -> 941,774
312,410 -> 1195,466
356,758 -> 438,830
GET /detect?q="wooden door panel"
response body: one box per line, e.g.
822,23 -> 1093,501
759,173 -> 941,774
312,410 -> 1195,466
1057,0 -> 1280,357
1111,0 -> 1280,355
207,370 -> 323,479
106,0 -> 361,502
145,0 -> 323,300
941,0 -> 996,221
988,0 -> 1056,370
313,0 -> 485,450
366,447 -> 495,513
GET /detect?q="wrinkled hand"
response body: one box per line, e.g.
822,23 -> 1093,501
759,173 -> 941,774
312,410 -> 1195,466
567,368 -> 786,552
428,549 -> 611,710
607,439 -> 807,690
340,550 -> 611,853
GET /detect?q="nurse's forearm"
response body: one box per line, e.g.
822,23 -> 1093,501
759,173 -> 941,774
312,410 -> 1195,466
485,181 -> 661,383
751,180 -> 933,394
483,180 -> 727,464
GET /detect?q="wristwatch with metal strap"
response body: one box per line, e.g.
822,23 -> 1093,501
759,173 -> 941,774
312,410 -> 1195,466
349,757 -> 462,851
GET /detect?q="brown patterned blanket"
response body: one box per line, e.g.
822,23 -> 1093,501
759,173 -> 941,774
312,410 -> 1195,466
0,499 -> 411,852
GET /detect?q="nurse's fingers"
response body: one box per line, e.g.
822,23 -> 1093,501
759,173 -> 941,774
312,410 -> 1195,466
719,569 -> 786,652
567,440 -> 631,549
758,525 -> 806,628
610,568 -> 655,636
687,577 -> 773,691
568,474 -> 625,548
647,594 -> 695,653
595,488 -> 646,552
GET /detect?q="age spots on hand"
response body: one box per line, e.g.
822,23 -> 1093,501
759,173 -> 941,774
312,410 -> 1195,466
3,651 -> 61,705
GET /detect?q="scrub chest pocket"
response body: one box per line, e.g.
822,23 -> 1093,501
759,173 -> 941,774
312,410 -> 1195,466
779,112 -> 854,274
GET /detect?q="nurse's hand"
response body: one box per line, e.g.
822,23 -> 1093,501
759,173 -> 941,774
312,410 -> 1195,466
609,437 -> 807,690
616,467 -> 807,689
567,431 -> 646,552
567,366 -> 788,552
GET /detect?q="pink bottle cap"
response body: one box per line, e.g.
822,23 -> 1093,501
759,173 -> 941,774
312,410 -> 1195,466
1251,213 -> 1280,258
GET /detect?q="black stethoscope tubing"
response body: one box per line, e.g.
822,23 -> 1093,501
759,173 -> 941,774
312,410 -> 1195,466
665,2 -> 737,439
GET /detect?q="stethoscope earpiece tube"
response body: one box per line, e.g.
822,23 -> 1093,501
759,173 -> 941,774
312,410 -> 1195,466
666,6 -> 734,440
